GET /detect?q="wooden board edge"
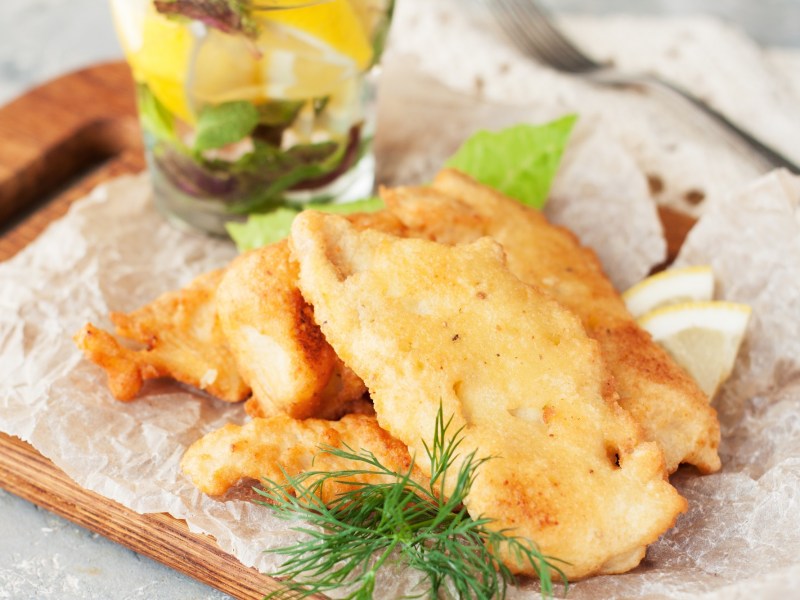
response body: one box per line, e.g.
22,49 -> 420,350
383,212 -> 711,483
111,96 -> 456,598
0,61 -> 321,600
0,431 -> 289,600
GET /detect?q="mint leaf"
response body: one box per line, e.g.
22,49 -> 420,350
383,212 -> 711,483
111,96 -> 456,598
193,101 -> 259,152
226,163 -> 332,215
154,0 -> 258,37
226,198 -> 385,252
225,137 -> 354,215
445,114 -> 577,209
256,99 -> 305,127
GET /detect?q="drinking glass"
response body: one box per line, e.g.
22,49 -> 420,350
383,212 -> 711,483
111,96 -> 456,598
110,0 -> 395,235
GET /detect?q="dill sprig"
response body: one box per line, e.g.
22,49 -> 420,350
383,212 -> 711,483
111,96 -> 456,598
254,407 -> 567,599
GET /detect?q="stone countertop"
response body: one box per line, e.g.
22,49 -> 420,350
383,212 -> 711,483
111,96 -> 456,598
0,1 -> 121,105
0,1 -> 796,599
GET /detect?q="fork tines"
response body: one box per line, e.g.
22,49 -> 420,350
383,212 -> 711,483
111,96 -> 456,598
489,0 -> 600,73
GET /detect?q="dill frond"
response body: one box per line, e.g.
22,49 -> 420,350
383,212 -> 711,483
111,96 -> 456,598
254,407 -> 567,599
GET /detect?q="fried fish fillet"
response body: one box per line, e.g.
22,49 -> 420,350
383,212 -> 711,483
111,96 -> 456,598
216,240 -> 366,420
181,413 -> 426,503
215,211 -> 406,419
381,169 -> 721,474
290,211 -> 686,580
74,269 -> 249,402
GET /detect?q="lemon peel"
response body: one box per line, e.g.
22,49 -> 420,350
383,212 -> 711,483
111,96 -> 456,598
623,265 -> 714,318
638,301 -> 751,398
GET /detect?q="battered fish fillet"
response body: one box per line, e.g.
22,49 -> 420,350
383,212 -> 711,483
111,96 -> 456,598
216,240 -> 366,420
74,269 -> 249,402
215,211 -> 405,419
290,211 -> 687,581
381,169 -> 721,474
181,413 -> 426,503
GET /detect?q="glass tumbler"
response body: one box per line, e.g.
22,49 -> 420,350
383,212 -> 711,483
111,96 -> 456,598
110,0 -> 395,235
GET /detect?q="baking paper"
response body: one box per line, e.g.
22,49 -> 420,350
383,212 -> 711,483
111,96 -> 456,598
2,6 -> 800,599
388,0 -> 800,218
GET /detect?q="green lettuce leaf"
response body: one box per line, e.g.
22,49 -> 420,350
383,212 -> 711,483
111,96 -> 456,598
445,114 -> 577,209
226,197 -> 384,252
225,208 -> 297,252
227,114 -> 576,251
311,196 -> 384,214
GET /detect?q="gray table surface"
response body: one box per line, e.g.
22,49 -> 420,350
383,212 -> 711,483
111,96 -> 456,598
1,2 -> 234,598
0,1 -> 797,599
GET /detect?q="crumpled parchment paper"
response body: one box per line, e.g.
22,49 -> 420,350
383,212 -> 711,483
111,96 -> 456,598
388,0 -> 800,219
2,3 -> 800,598
375,60 -> 665,291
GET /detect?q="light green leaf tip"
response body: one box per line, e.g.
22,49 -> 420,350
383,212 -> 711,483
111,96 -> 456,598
226,208 -> 298,252
227,114 -> 577,251
445,114 -> 577,209
226,197 -> 384,252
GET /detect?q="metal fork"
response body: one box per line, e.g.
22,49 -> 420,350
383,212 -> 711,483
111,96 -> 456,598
486,0 -> 800,174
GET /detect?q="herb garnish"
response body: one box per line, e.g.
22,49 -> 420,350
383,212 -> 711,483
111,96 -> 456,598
226,115 -> 578,251
193,100 -> 261,152
154,0 -> 258,37
255,407 -> 567,599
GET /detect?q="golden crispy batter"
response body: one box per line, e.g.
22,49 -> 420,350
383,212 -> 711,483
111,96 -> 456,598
290,211 -> 686,580
74,269 -> 249,402
382,169 -> 720,474
216,211 -> 406,420
181,413 -> 424,503
216,240 -> 365,420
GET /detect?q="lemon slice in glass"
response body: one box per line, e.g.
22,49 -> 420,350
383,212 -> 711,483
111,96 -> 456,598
126,6 -> 195,123
260,1 -> 373,70
623,265 -> 715,319
110,0 -> 146,54
638,301 -> 752,398
191,29 -> 263,105
256,1 -> 374,101
255,25 -> 356,101
118,0 -> 374,125
193,0 -> 373,107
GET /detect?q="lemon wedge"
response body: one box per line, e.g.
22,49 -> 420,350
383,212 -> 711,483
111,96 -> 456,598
638,301 -> 751,398
623,265 -> 715,319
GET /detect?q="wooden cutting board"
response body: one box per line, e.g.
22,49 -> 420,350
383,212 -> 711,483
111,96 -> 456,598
0,62 -> 289,600
0,61 -> 695,599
